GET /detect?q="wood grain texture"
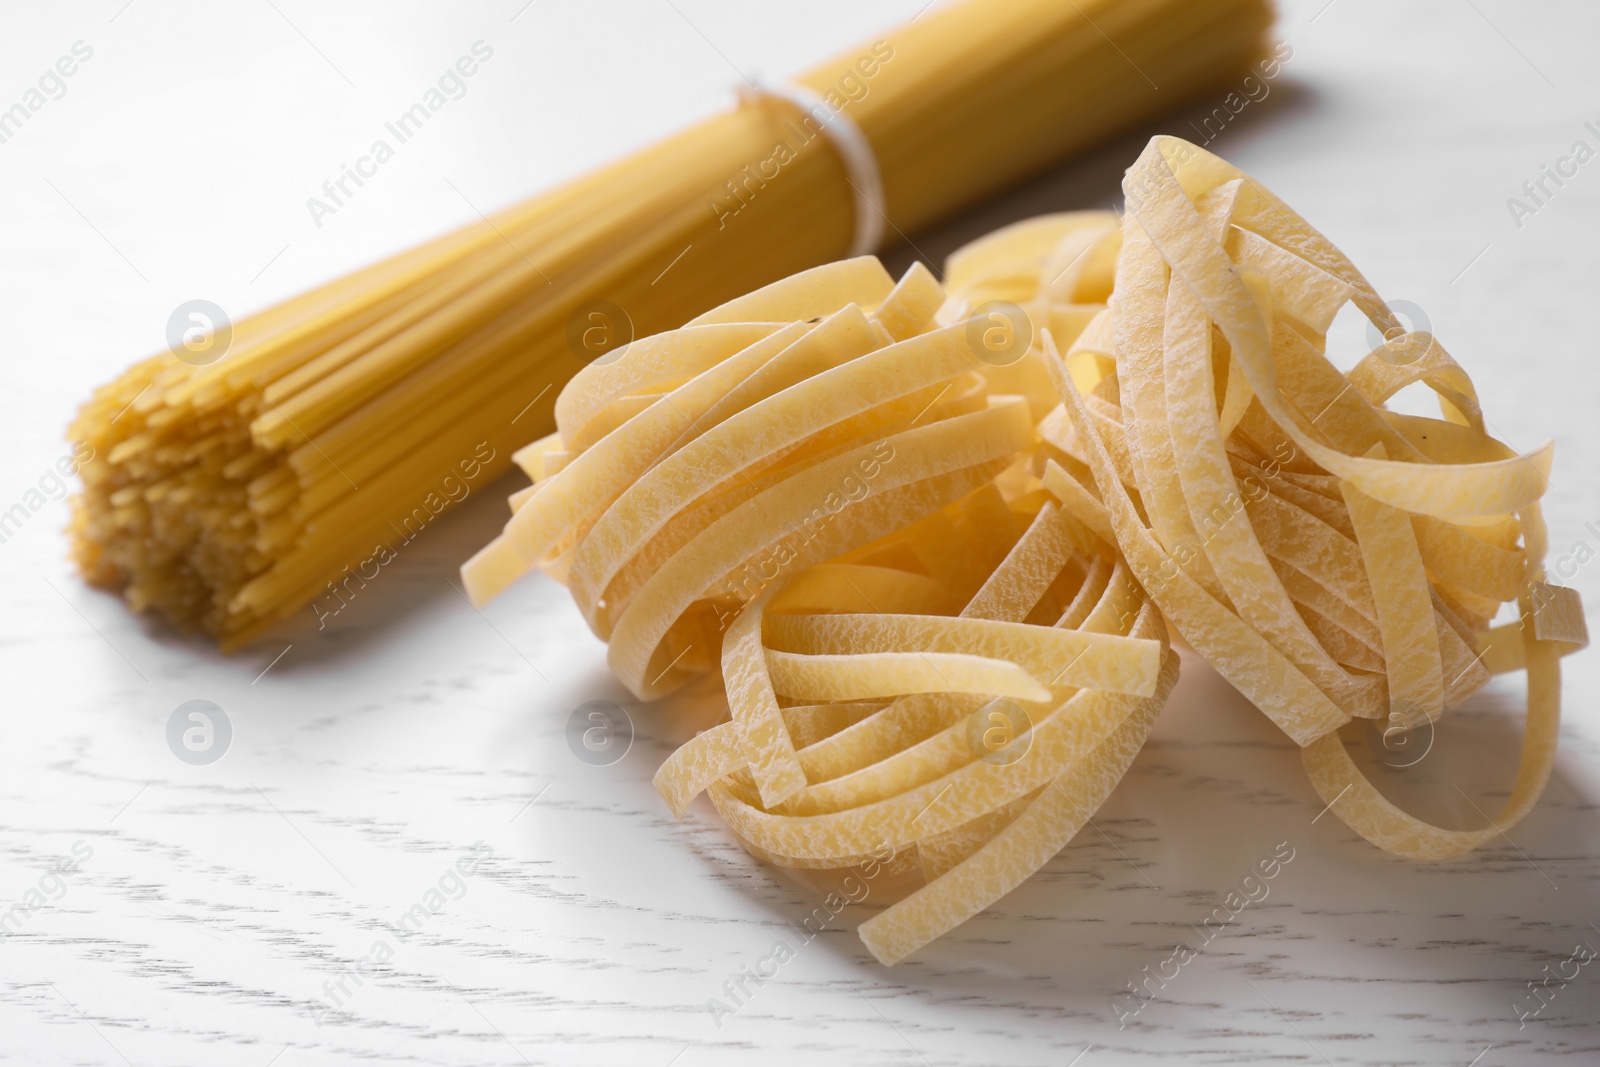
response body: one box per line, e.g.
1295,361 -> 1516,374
3,1 -> 1600,1063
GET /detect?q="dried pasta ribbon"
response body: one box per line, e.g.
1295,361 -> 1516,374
1035,135 -> 1585,862
467,235 -> 1179,963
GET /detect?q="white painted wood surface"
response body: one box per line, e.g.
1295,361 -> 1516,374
3,2 -> 1599,1063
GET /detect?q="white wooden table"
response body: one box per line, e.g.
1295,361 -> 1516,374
4,2 -> 1599,1063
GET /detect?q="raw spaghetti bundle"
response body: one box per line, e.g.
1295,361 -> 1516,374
66,0 -> 1275,649
465,137 -> 1585,963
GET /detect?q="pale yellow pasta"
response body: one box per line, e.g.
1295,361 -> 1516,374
465,136 -> 1586,965
1040,135 -> 1585,862
466,247 -> 1179,963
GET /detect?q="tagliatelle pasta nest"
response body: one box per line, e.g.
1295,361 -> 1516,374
463,135 -> 1587,965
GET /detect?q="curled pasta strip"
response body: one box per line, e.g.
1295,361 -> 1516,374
465,240 -> 1179,962
463,138 -> 1587,963
1028,136 -> 1586,862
